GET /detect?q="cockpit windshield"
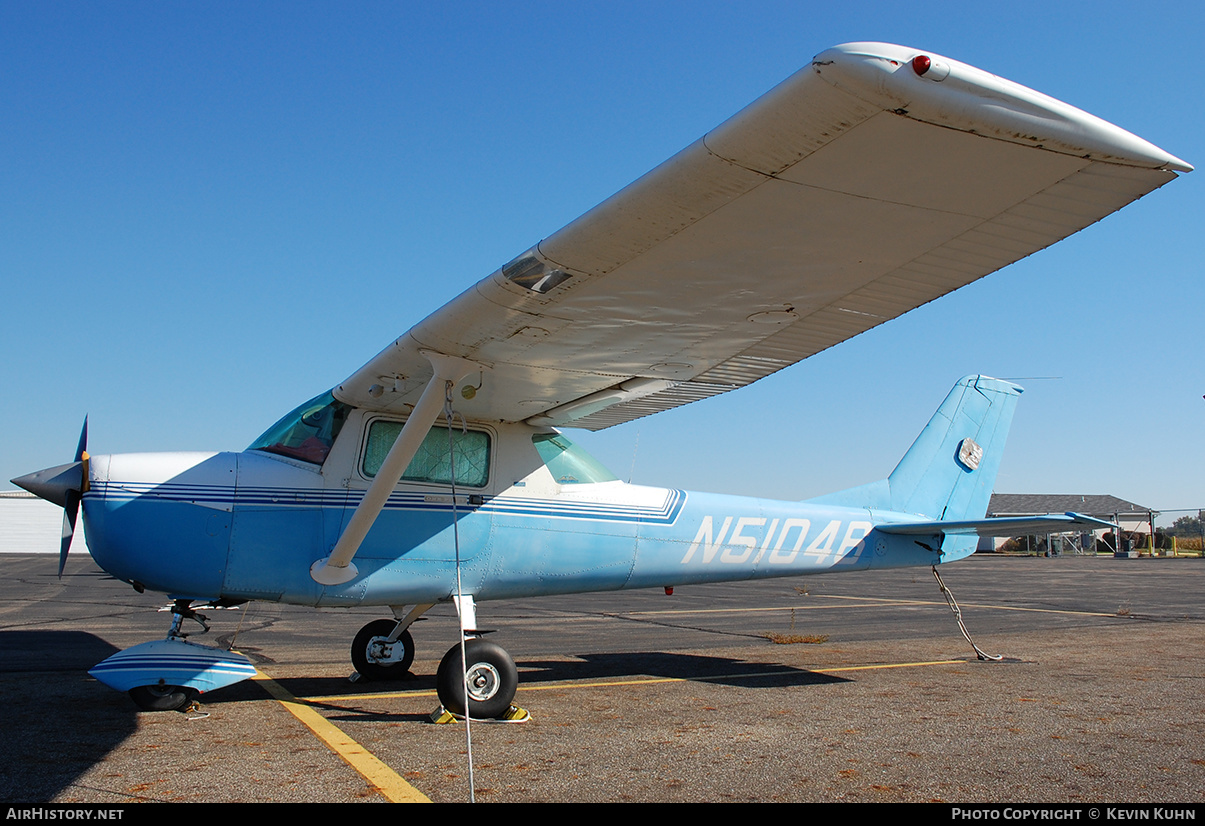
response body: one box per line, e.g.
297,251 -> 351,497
532,432 -> 618,484
249,390 -> 351,465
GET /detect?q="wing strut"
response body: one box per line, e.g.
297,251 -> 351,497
310,350 -> 480,586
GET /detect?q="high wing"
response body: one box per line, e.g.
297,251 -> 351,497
336,42 -> 1190,429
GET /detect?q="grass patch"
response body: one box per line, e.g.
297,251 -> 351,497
762,632 -> 828,645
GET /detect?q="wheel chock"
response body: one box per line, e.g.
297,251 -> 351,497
183,701 -> 209,721
429,705 -> 531,724
430,706 -> 458,724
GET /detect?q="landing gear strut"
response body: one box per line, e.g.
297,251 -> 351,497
431,594 -> 519,718
348,598 -> 521,719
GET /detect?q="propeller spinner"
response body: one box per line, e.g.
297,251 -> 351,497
11,418 -> 89,577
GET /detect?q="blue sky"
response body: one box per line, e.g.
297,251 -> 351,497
3,2 -> 1201,524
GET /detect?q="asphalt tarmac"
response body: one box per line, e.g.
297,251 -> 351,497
1,552 -> 1202,804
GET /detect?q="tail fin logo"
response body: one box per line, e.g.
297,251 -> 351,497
957,437 -> 983,471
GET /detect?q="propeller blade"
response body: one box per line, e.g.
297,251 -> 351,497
75,416 -> 88,462
59,488 -> 80,579
60,416 -> 88,577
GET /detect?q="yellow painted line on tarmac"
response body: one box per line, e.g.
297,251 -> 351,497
810,593 -> 1121,618
306,686 -> 443,703
302,659 -> 962,705
817,659 -> 962,673
625,594 -> 1120,619
253,672 -> 430,803
624,603 -> 889,615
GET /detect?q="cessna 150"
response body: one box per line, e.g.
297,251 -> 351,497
14,43 -> 1190,715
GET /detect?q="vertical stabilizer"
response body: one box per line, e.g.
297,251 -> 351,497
886,375 -> 1022,519
806,375 -> 1022,520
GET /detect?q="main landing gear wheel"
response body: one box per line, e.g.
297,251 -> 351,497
351,619 -> 415,681
436,639 -> 518,719
128,683 -> 199,712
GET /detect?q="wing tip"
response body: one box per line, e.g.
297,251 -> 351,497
814,42 -> 1191,173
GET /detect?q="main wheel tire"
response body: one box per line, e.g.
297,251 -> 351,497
129,683 -> 199,712
351,619 -> 415,681
436,639 -> 518,719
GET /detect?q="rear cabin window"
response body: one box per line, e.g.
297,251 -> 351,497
363,421 -> 491,488
532,432 -> 618,484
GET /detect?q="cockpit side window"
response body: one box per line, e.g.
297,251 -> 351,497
532,432 -> 618,484
249,390 -> 351,465
363,421 -> 491,488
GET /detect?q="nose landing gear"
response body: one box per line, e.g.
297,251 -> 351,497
90,599 -> 258,712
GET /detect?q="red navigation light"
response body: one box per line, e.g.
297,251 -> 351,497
912,55 -> 931,76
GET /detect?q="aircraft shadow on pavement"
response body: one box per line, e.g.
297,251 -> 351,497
222,650 -> 850,706
223,651 -> 852,724
517,651 -> 851,689
0,630 -> 136,804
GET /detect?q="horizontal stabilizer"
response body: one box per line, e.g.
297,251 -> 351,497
876,512 -> 1118,538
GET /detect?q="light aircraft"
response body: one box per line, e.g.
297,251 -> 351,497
14,43 -> 1190,715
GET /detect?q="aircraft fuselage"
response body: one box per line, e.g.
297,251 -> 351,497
80,414 -> 966,607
